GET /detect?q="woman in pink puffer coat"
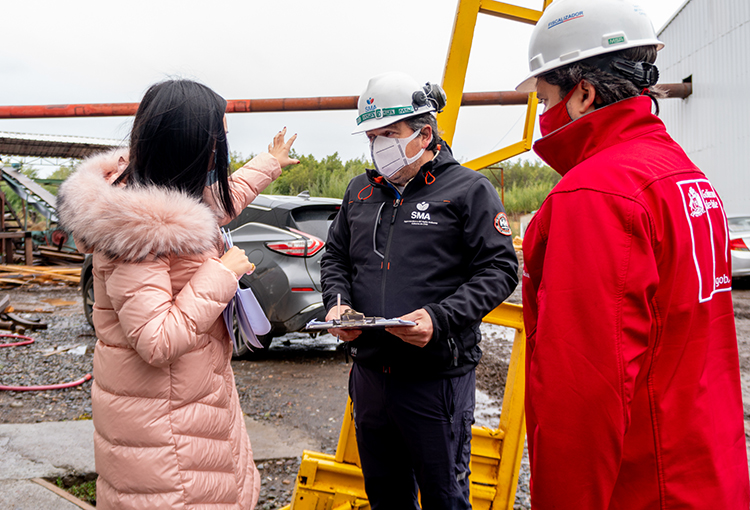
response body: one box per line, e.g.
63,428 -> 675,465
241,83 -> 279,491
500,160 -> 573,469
57,79 -> 299,510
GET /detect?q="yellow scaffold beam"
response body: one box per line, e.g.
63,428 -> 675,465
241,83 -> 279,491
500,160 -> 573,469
439,0 -> 482,147
282,303 -> 527,510
463,91 -> 538,170
438,0 -> 551,169
479,1 -> 543,25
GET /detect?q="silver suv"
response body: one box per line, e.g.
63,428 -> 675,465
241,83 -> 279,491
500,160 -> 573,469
81,192 -> 341,358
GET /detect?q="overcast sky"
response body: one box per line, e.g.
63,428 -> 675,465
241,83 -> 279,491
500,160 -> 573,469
0,0 -> 686,173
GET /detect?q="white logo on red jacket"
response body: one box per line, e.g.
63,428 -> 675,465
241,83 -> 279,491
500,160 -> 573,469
688,187 -> 706,218
677,179 -> 731,303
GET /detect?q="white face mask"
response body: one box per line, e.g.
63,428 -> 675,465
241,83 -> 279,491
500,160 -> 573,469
370,129 -> 430,178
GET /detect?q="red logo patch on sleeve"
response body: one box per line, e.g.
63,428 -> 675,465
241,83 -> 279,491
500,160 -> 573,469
494,212 -> 512,236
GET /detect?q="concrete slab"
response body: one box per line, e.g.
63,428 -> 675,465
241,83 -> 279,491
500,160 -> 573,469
0,417 -> 318,509
0,479 -> 83,510
245,416 -> 319,460
0,421 -> 95,480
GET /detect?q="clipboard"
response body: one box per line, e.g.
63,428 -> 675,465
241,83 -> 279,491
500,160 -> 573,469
305,318 -> 417,331
306,299 -> 416,331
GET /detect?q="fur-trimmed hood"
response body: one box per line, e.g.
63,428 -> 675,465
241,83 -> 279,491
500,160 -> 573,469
57,148 -> 221,262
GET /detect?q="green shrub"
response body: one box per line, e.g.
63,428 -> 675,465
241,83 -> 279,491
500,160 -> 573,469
232,151 -> 368,199
479,159 -> 559,215
56,477 -> 96,505
503,182 -> 556,215
230,151 -> 559,213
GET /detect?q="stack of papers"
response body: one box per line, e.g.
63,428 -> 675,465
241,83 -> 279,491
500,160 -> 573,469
221,229 -> 272,354
305,317 -> 416,330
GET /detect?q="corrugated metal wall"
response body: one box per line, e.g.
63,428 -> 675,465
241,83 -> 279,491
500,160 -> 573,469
657,0 -> 750,216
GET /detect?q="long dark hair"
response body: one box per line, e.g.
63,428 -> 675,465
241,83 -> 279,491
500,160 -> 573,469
116,79 -> 234,217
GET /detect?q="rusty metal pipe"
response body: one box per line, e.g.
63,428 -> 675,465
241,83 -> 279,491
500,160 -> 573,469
658,82 -> 693,99
226,96 -> 359,113
0,103 -> 140,119
0,84 -> 692,119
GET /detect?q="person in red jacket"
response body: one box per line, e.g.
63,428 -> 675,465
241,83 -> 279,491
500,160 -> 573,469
517,0 -> 750,508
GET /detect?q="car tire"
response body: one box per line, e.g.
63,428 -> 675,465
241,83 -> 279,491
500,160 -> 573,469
231,308 -> 274,360
232,334 -> 273,360
232,334 -> 273,359
83,272 -> 95,330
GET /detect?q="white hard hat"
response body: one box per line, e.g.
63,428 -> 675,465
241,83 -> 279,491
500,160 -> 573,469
516,0 -> 664,92
352,72 -> 445,134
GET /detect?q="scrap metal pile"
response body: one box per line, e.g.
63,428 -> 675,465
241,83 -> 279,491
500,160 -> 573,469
0,294 -> 48,333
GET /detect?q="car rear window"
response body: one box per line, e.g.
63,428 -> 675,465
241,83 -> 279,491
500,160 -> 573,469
225,206 -> 272,231
728,217 -> 750,233
291,206 -> 340,240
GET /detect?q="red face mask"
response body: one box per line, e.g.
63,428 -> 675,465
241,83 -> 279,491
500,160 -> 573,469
538,86 -> 578,137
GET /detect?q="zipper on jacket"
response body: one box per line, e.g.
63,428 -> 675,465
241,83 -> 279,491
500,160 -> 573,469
372,202 -> 386,259
447,337 -> 459,367
380,198 -> 401,314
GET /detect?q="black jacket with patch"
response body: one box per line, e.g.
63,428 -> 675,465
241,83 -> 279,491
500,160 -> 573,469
321,142 -> 518,379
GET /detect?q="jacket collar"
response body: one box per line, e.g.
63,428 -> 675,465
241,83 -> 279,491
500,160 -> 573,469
533,95 -> 665,176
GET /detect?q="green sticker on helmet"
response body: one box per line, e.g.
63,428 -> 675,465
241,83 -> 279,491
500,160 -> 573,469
608,36 -> 625,45
356,106 -> 415,125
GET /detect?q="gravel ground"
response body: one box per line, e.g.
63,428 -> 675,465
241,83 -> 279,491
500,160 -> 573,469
255,458 -> 300,510
2,273 -> 749,510
0,285 -> 96,423
476,282 -> 531,510
0,284 -> 309,508
0,282 -> 527,508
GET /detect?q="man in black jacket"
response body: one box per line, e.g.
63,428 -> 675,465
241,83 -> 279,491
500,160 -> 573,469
321,72 -> 518,510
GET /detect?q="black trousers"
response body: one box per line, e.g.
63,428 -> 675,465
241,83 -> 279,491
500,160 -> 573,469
349,363 -> 475,510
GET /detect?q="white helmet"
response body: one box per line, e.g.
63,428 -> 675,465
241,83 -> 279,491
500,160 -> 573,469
352,72 -> 446,134
516,0 -> 664,92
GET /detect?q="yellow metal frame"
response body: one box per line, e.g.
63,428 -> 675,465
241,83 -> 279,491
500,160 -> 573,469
281,303 -> 527,510
438,0 -> 553,170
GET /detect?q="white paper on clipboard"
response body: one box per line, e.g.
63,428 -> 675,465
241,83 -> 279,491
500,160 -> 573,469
305,318 -> 417,330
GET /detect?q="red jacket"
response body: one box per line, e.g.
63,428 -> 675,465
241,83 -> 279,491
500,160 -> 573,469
522,96 -> 749,509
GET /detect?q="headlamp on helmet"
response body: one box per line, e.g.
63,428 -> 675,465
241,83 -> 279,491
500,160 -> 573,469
412,82 -> 447,114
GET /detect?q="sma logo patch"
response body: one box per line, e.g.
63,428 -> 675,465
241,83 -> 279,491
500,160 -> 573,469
494,212 -> 512,236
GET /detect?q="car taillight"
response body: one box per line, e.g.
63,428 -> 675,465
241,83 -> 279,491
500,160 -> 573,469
730,238 -> 750,251
265,228 -> 325,257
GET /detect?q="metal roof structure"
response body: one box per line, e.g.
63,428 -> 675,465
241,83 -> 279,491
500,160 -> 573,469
1,167 -> 58,221
0,131 -> 122,159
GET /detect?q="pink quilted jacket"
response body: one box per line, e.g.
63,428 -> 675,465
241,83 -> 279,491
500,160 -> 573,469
57,149 -> 282,510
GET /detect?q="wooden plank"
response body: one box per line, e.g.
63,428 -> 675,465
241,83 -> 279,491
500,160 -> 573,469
37,248 -> 85,263
2,264 -> 81,274
31,478 -> 96,510
24,236 -> 33,265
0,265 -> 80,282
0,232 -> 31,239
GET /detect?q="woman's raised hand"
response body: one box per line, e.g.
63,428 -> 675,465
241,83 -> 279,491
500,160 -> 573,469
268,127 -> 300,168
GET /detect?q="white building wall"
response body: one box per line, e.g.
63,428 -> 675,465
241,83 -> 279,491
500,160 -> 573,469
657,0 -> 750,216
